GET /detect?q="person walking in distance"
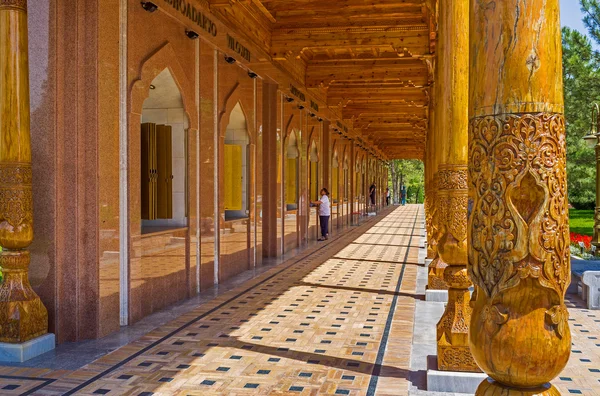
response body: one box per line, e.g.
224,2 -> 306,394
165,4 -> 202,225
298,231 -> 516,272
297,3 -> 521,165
369,182 -> 376,211
401,185 -> 407,206
312,188 -> 331,241
385,187 -> 390,206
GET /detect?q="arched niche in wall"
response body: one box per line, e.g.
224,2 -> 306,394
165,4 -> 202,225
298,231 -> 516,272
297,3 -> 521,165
140,68 -> 190,230
343,148 -> 350,203
223,102 -> 250,221
331,147 -> 339,202
284,129 -> 300,211
123,42 -> 199,324
309,139 -> 320,201
130,42 -> 197,236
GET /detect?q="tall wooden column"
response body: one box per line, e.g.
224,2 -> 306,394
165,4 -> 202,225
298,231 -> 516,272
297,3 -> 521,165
427,55 -> 448,291
0,0 -> 49,342
468,0 -> 570,393
434,0 -> 476,372
425,82 -> 437,259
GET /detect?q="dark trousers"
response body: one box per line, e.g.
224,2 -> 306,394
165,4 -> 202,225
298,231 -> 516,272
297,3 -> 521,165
319,215 -> 330,238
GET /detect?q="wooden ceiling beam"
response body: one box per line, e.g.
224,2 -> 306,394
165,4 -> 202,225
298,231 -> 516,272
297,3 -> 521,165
261,0 -> 424,14
343,105 -> 426,119
272,32 -> 430,59
328,86 -> 426,99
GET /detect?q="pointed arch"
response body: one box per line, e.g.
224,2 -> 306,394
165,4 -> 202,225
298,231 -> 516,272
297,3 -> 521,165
130,42 -> 197,128
219,84 -> 255,144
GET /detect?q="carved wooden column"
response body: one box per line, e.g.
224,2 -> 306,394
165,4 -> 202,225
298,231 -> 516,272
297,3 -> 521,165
434,0 -> 476,372
0,0 -> 49,343
468,0 -> 570,393
427,44 -> 448,291
425,81 -> 437,259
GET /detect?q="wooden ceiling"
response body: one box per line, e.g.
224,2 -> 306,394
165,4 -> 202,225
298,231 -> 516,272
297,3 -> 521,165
210,0 -> 435,160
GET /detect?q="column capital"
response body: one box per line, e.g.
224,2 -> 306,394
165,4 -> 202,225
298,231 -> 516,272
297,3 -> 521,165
0,0 -> 26,11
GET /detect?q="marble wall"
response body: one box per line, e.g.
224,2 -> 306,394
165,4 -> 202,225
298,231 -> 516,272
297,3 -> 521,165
22,0 -> 384,343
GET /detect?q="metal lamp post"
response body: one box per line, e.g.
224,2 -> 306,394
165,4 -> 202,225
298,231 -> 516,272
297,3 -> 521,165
584,103 -> 600,248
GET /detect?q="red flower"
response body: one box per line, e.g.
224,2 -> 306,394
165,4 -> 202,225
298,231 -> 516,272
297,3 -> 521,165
570,232 -> 592,249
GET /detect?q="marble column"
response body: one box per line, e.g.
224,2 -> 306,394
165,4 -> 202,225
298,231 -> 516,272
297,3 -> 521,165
434,0 -> 476,372
468,0 -> 570,393
0,0 -> 49,343
262,82 -> 278,257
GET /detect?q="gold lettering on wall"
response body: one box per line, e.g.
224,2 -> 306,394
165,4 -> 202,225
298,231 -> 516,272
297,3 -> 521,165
161,0 -> 217,36
227,34 -> 251,62
290,85 -> 306,102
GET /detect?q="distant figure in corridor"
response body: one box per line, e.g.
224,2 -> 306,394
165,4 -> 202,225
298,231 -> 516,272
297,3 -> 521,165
386,187 -> 390,206
369,182 -> 376,209
401,185 -> 407,206
312,188 -> 330,241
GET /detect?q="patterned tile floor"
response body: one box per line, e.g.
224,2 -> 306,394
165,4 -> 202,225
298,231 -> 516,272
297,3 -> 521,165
553,296 -> 600,395
0,205 -> 421,395
1,205 -> 598,395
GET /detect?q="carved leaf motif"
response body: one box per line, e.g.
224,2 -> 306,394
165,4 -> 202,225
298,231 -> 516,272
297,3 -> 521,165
481,304 -> 508,335
546,305 -> 569,339
468,114 -> 569,300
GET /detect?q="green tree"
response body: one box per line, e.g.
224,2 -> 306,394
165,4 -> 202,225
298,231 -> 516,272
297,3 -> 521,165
563,25 -> 600,208
389,159 -> 424,204
581,0 -> 600,45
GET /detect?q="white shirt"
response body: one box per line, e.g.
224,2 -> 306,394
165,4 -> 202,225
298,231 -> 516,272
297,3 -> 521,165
319,194 -> 331,216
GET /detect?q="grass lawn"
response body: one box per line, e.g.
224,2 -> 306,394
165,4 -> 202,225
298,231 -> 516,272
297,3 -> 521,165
569,209 -> 595,236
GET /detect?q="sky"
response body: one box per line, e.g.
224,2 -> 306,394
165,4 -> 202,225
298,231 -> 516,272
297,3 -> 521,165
560,0 -> 598,47
561,0 -> 588,33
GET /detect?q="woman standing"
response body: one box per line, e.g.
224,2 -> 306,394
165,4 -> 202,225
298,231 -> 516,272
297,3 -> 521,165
312,188 -> 330,241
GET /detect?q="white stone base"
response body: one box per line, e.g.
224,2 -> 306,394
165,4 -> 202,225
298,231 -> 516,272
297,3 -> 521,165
425,289 -> 448,302
425,258 -> 433,267
425,288 -> 474,302
427,356 -> 486,394
0,333 -> 55,362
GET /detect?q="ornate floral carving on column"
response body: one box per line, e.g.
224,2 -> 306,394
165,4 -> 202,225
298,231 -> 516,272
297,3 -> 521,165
436,164 -> 478,372
468,113 -> 571,390
0,0 -> 49,343
428,173 -> 449,290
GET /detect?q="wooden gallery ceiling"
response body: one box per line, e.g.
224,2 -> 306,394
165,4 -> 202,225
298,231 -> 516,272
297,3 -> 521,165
212,0 -> 435,160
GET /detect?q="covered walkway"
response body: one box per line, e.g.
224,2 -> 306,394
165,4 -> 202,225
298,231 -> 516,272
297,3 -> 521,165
0,206 -> 598,395
0,206 -> 422,395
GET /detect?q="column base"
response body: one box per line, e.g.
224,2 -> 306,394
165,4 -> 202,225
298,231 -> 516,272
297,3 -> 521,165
0,333 -> 55,362
476,378 -> 560,396
426,355 -> 486,394
425,286 -> 474,302
425,289 -> 449,302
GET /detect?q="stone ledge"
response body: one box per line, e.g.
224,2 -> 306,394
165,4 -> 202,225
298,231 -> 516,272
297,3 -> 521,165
0,333 -> 55,362
427,355 -> 486,394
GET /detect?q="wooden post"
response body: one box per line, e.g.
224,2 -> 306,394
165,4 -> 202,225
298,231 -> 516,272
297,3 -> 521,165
427,52 -> 448,291
0,0 -> 49,343
425,81 -> 436,259
434,0 -> 476,372
468,0 -> 570,393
